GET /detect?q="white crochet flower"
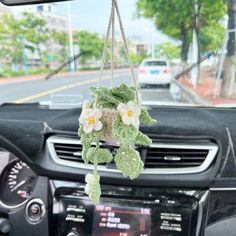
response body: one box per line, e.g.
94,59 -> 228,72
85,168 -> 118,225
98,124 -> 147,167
117,101 -> 141,127
84,173 -> 94,195
79,108 -> 103,134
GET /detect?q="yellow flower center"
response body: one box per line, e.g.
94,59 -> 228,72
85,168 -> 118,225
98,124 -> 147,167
127,110 -> 134,118
87,116 -> 95,125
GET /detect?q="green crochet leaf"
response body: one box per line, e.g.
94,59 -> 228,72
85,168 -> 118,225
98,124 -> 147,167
140,108 -> 157,125
78,124 -> 106,163
89,84 -> 136,109
112,117 -> 138,145
89,175 -> 101,205
78,126 -> 92,163
114,146 -> 144,180
135,131 -> 152,146
86,147 -> 113,164
111,83 -> 135,103
91,127 -> 105,142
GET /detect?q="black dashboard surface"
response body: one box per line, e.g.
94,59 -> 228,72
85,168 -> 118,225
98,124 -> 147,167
0,103 -> 235,184
1,103 -> 236,236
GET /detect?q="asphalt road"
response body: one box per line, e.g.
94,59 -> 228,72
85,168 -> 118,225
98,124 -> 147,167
0,70 -> 178,108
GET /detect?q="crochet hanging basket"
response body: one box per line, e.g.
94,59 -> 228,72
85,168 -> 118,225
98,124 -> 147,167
78,0 -> 157,205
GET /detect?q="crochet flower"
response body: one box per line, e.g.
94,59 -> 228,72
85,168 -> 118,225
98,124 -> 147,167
79,108 -> 103,134
84,173 -> 94,195
117,101 -> 141,127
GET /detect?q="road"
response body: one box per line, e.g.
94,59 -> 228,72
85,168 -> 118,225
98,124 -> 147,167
0,70 -> 179,108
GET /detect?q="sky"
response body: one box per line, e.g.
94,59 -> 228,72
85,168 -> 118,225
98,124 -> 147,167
55,0 -> 171,45
0,0 -> 172,46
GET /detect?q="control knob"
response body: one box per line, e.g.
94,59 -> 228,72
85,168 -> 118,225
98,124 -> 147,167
66,231 -> 80,236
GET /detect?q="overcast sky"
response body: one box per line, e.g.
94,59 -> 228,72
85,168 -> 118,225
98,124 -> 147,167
55,0 -> 171,45
0,0 -> 172,45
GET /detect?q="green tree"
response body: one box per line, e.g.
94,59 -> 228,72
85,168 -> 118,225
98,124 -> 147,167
136,0 -> 226,63
0,13 -> 49,70
74,30 -> 104,64
0,14 -> 24,68
20,12 -> 49,65
221,0 -> 236,98
50,30 -> 69,64
200,23 -> 225,52
155,42 -> 181,60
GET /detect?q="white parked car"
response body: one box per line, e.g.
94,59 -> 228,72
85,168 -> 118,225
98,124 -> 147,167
138,59 -> 172,87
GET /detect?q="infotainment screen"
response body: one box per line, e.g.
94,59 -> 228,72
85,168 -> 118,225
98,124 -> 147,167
92,204 -> 151,236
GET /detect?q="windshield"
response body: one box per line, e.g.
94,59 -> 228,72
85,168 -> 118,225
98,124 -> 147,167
0,0 -> 234,108
143,61 -> 167,67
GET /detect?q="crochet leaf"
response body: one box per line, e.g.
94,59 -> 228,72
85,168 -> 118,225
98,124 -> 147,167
91,127 -> 105,142
135,131 -> 152,146
140,108 -> 157,125
112,117 -> 138,145
78,126 -> 92,163
114,146 -> 143,180
87,147 -> 113,164
89,84 -> 136,109
111,83 -> 135,103
89,175 -> 101,205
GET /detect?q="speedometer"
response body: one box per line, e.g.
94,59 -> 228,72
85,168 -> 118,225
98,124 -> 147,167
0,160 -> 37,207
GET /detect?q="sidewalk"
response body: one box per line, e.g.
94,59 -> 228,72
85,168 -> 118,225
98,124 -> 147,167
178,67 -> 236,106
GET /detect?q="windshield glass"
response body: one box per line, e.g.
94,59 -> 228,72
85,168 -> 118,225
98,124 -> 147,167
0,0 -> 234,108
143,61 -> 167,67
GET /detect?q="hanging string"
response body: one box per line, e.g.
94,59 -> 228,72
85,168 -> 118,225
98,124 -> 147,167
113,0 -> 140,105
98,0 -> 140,105
110,0 -> 115,88
98,2 -> 113,87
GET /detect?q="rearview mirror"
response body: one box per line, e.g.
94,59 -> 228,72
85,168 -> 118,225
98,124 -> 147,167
0,0 -> 70,6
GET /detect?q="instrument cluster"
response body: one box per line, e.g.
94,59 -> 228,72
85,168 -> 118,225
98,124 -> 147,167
0,149 -> 37,208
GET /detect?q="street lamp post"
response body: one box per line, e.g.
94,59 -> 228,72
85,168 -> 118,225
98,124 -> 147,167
151,30 -> 156,59
67,1 -> 75,72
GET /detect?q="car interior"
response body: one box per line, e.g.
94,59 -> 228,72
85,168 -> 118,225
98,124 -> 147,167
0,0 -> 236,236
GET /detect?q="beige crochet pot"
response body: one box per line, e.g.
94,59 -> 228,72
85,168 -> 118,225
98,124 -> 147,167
101,108 -> 119,142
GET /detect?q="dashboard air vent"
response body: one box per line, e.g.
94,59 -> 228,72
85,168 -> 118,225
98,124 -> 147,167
54,143 -> 84,163
47,136 -> 218,175
145,146 -> 209,168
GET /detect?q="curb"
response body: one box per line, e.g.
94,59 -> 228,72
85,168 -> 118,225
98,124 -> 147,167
173,80 -> 212,106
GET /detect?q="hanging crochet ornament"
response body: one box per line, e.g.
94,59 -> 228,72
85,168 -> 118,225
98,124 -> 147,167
78,0 -> 156,205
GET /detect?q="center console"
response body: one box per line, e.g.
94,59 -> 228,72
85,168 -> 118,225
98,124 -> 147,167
52,182 -> 206,236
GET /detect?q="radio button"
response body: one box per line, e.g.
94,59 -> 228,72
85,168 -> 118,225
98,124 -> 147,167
66,231 -> 80,236
67,207 -> 86,213
65,217 -> 85,223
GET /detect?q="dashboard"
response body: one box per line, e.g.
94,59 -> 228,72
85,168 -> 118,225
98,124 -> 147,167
0,104 -> 236,236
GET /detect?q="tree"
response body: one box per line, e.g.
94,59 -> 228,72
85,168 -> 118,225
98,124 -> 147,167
136,0 -> 226,63
221,0 -> 236,98
50,31 -> 69,64
0,13 -> 49,70
20,12 -> 49,65
200,23 -> 225,52
155,42 -> 181,60
74,30 -> 104,64
0,14 -> 24,68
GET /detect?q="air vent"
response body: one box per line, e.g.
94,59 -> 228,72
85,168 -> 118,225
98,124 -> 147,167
54,143 -> 84,163
53,141 -> 122,166
47,136 -> 218,175
145,146 -> 209,168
